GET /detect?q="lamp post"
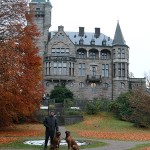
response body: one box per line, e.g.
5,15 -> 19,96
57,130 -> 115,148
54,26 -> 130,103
46,94 -> 50,115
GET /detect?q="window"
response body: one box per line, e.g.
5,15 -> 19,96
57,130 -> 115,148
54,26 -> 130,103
53,62 -> 67,75
78,63 -> 85,76
78,51 -> 85,58
79,38 -> 84,45
52,48 -> 55,56
101,52 -> 108,60
120,82 -> 125,88
90,66 -> 97,76
102,64 -> 109,77
102,40 -> 106,46
91,83 -> 96,93
89,51 -> 96,59
56,48 -> 60,56
118,48 -> 125,59
113,49 -> 115,58
103,83 -> 109,89
70,82 -> 74,87
35,8 -> 44,17
46,82 -> 50,87
51,48 -> 70,56
45,62 -> 51,75
118,63 -> 125,77
79,82 -> 84,88
69,62 -> 74,76
113,64 -> 116,77
91,39 -> 95,45
65,48 -> 69,55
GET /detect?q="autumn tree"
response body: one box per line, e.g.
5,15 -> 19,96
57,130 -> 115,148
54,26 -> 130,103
129,89 -> 150,127
0,0 -> 43,127
110,90 -> 150,127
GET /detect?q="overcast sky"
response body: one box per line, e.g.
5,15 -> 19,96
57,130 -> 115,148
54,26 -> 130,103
50,0 -> 150,78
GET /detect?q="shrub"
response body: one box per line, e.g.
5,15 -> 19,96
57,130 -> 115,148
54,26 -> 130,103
129,89 -> 150,127
110,92 -> 133,121
64,109 -> 81,116
85,100 -> 101,115
50,86 -> 73,103
98,98 -> 111,112
110,90 -> 150,128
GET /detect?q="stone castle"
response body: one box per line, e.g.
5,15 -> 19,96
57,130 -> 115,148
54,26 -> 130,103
29,0 -> 146,100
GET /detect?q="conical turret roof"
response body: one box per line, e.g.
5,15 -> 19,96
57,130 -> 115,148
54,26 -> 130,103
112,21 -> 126,46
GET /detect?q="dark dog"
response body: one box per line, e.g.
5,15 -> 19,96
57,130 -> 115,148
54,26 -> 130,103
50,131 -> 61,150
65,131 -> 79,150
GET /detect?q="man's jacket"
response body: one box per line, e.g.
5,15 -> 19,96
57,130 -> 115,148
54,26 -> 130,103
43,115 -> 59,132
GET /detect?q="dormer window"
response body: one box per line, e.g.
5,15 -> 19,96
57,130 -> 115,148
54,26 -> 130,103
79,38 -> 84,45
91,39 -> 95,45
102,39 -> 106,46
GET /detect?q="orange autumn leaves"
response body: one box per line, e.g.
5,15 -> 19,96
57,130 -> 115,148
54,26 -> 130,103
78,131 -> 150,141
0,124 -> 44,144
0,137 -> 20,144
0,0 -> 43,127
77,115 -> 150,141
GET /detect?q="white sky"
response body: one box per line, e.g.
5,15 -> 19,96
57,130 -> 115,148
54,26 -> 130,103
50,0 -> 150,78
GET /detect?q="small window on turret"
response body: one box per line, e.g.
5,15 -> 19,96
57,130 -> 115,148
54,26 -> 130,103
35,8 -> 44,17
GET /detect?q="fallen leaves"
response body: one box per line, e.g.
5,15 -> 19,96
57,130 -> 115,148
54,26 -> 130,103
0,137 -> 21,144
142,148 -> 150,150
0,123 -> 44,144
78,130 -> 150,141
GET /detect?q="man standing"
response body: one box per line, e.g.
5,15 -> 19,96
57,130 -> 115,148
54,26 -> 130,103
43,110 -> 59,150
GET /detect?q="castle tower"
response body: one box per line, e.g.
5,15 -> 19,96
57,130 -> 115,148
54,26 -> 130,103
29,0 -> 52,57
112,21 -> 129,99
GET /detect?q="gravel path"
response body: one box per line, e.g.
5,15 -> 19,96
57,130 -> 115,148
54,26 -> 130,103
82,139 -> 150,150
60,126 -> 150,150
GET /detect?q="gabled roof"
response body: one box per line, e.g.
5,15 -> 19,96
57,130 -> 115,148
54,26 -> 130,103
112,22 -> 126,46
50,31 -> 113,46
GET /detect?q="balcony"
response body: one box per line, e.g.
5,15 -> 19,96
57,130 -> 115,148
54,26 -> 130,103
44,75 -> 75,81
44,56 -> 76,62
86,75 -> 102,82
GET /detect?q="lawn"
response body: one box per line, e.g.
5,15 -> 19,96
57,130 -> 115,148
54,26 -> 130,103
66,112 -> 150,141
0,112 -> 150,149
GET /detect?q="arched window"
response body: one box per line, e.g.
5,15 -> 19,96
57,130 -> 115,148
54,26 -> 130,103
77,49 -> 86,58
89,49 -> 98,59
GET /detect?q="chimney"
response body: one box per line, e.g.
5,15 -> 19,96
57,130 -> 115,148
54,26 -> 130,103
94,28 -> 100,38
79,27 -> 84,37
58,25 -> 64,31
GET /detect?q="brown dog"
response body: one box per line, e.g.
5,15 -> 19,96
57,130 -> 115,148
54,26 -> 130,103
50,131 -> 61,150
65,131 -> 79,150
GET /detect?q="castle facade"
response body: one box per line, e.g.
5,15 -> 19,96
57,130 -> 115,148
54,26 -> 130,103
29,0 -> 146,100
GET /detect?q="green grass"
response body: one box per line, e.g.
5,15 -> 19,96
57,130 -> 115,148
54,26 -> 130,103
66,112 -> 150,133
128,143 -> 150,150
0,138 -> 107,149
0,112 -> 150,149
